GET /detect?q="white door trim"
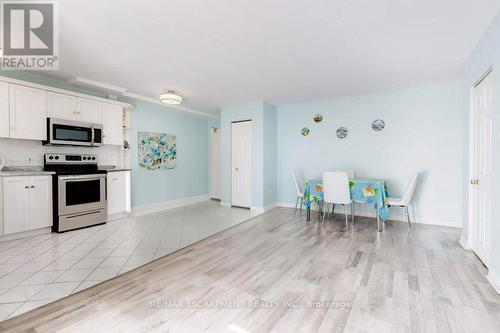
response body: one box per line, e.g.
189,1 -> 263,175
209,127 -> 221,200
467,67 -> 493,264
231,120 -> 252,208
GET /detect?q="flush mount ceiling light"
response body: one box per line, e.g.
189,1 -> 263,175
160,90 -> 183,105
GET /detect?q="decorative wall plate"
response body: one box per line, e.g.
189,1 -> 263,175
313,114 -> 323,123
336,127 -> 348,139
301,127 -> 310,136
372,119 -> 385,131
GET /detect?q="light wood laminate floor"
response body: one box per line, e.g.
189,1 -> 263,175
1,208 -> 499,333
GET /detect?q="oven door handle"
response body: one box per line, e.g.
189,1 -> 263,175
59,174 -> 107,181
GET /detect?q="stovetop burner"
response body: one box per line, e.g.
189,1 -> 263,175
44,153 -> 104,174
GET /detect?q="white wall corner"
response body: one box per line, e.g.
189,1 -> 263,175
486,268 -> 500,294
262,203 -> 277,212
132,194 -> 209,217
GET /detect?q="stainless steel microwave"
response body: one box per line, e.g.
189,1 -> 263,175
43,118 -> 102,147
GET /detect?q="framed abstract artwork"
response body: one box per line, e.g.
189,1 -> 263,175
138,131 -> 177,170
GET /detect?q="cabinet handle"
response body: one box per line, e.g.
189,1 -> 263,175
25,186 -> 29,189
31,186 -> 35,188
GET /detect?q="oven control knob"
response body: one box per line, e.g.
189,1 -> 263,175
49,156 -> 53,160
82,157 -> 86,160
92,157 -> 96,160
55,156 -> 59,160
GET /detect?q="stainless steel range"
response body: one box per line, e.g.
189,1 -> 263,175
44,153 -> 107,232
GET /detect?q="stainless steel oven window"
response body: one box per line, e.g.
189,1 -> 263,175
58,174 -> 107,216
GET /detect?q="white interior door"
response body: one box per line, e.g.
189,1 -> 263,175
231,121 -> 252,208
470,70 -> 493,267
210,128 -> 221,199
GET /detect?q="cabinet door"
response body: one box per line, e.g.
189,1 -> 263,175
0,81 -> 9,138
47,92 -> 77,120
29,176 -> 53,230
77,97 -> 102,123
9,84 -> 47,140
3,177 -> 30,235
107,171 -> 130,215
102,103 -> 123,145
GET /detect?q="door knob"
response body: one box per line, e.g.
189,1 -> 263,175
470,179 -> 479,185
235,167 -> 239,171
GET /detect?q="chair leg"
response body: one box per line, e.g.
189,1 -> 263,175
404,206 -> 412,230
332,203 -> 335,214
351,204 -> 354,223
294,196 -> 299,216
344,204 -> 348,229
322,203 -> 327,223
299,197 -> 303,213
377,212 -> 381,232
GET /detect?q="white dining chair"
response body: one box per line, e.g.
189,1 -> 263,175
386,172 -> 419,230
322,172 -> 354,228
292,169 -> 305,215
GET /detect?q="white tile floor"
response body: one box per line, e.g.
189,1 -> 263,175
0,200 -> 256,322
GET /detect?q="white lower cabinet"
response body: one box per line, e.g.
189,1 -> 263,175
107,171 -> 131,216
29,176 -> 53,230
2,176 -> 52,235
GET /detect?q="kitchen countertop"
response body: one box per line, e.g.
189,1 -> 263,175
0,169 -> 55,177
98,166 -> 131,172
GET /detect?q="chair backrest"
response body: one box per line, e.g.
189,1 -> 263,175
323,172 -> 351,204
343,170 -> 355,179
292,169 -> 305,196
401,172 -> 419,205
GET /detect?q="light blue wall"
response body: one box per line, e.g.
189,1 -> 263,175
220,102 -> 264,207
125,99 -> 209,206
464,11 -> 500,278
263,102 -> 278,205
277,81 -> 464,226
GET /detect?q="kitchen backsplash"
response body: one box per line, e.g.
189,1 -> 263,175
0,138 -> 122,167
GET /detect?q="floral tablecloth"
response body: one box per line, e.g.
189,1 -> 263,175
304,178 -> 390,220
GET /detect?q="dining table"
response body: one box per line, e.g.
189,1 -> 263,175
303,178 -> 390,231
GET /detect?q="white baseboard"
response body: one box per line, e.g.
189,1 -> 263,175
487,268 -> 500,294
251,203 -> 278,214
459,237 -> 470,250
107,212 -> 132,222
132,194 -> 209,217
275,202 -> 462,228
0,227 -> 51,243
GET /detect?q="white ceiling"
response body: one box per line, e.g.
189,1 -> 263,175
52,0 -> 500,115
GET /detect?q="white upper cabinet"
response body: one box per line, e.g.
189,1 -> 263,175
77,97 -> 102,123
102,102 -> 123,145
47,92 -> 77,120
0,81 -> 9,138
1,78 -> 128,143
9,84 -> 47,140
